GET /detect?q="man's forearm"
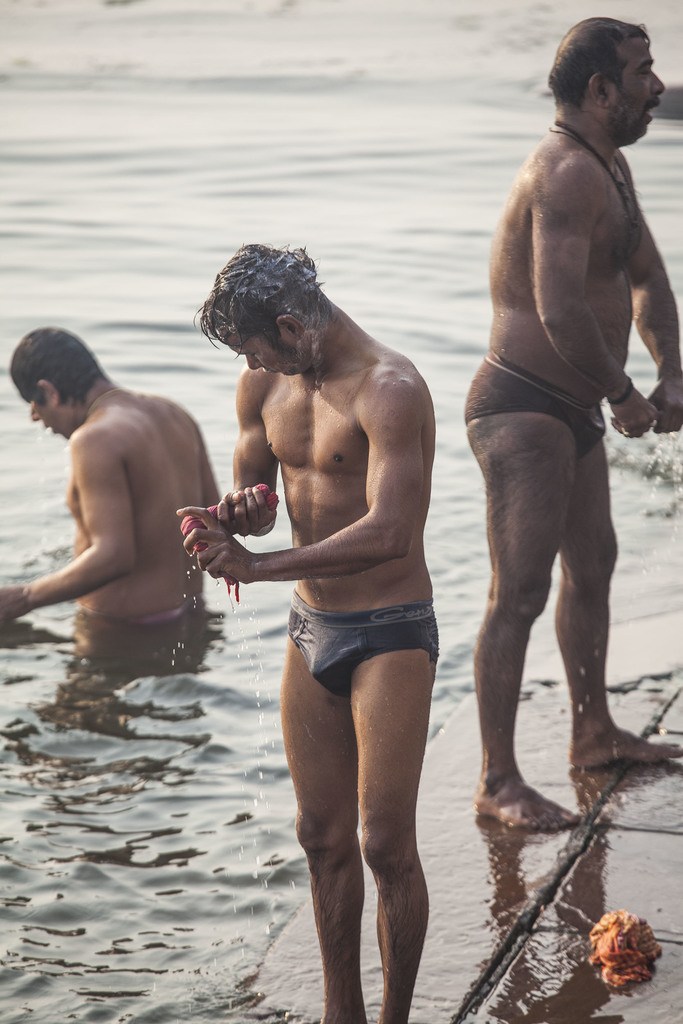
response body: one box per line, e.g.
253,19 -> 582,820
632,280 -> 682,380
24,548 -> 132,611
245,516 -> 411,584
25,571 -> 86,611
540,300 -> 630,399
0,548 -> 125,621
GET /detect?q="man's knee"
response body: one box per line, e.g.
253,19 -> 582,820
360,820 -> 417,881
563,532 -> 618,594
296,809 -> 358,869
493,573 -> 552,624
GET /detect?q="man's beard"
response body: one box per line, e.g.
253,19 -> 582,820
608,92 -> 653,147
267,335 -> 300,372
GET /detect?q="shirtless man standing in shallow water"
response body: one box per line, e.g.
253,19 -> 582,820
465,18 -> 683,831
1,327 -> 218,626
179,244 -> 436,1024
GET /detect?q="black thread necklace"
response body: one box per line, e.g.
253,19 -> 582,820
551,121 -> 640,235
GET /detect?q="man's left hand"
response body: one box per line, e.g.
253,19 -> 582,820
648,377 -> 683,434
217,486 -> 277,537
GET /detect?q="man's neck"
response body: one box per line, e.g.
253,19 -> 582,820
82,379 -> 119,421
307,306 -> 376,388
554,109 -> 617,163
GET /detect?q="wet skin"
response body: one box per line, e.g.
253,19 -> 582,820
0,379 -> 218,624
468,34 -> 683,831
179,305 -> 437,1024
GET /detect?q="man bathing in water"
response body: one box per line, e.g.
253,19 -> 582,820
466,18 -> 683,832
0,328 -> 218,625
179,244 -> 437,1024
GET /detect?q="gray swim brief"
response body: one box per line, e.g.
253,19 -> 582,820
288,590 -> 439,698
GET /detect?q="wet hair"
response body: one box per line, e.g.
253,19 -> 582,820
198,243 -> 333,348
549,18 -> 650,108
10,327 -> 106,404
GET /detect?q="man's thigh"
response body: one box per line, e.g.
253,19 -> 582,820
350,649 -> 435,829
560,437 -> 615,571
280,638 -> 360,827
468,411 -> 578,575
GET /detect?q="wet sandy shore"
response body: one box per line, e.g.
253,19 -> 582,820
253,610 -> 683,1023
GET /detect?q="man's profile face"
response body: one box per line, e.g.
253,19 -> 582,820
227,332 -> 303,376
28,384 -> 75,438
30,395 -> 62,436
225,312 -> 319,377
608,37 -> 664,146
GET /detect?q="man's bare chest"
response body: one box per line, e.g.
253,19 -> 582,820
590,189 -> 641,271
262,389 -> 367,472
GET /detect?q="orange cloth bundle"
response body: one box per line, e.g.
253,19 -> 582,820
180,484 -> 279,603
589,909 -> 662,987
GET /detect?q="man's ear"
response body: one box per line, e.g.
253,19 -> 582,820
587,72 -> 615,109
275,314 -> 305,341
35,379 -> 61,406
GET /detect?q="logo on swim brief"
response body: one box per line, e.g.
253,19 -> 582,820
369,606 -> 432,624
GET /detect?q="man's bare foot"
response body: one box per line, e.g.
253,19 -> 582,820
475,778 -> 579,831
571,726 -> 683,769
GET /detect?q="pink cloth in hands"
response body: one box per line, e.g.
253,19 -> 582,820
180,484 -> 279,603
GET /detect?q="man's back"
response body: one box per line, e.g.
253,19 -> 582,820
70,390 -> 216,620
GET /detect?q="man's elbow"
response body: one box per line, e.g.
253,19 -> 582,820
538,302 -> 578,335
377,524 -> 412,563
99,549 -> 136,582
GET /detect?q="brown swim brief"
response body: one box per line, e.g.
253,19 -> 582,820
465,353 -> 605,458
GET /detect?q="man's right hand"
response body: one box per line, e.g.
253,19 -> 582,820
0,584 -> 33,623
609,387 -> 659,438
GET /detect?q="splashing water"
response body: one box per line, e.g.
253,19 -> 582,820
645,433 -> 683,525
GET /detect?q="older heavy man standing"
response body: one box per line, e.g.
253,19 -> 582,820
179,243 -> 437,1024
465,18 -> 683,831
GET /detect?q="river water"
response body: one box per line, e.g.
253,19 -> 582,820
1,1 -> 682,1021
